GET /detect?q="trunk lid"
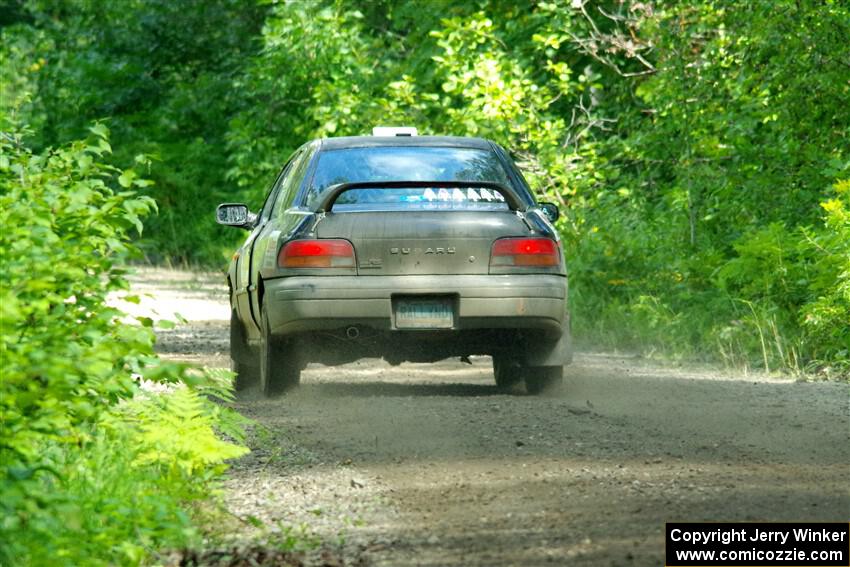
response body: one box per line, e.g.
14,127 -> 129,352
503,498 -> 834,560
315,211 -> 531,275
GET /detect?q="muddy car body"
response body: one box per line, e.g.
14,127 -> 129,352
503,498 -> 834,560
218,133 -> 571,395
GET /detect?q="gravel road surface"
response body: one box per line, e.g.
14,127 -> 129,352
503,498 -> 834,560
127,268 -> 849,566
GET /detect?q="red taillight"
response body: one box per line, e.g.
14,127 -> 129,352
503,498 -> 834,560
279,239 -> 355,268
490,237 -> 560,268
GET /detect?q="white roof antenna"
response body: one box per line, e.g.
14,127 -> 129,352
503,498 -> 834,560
372,126 -> 418,137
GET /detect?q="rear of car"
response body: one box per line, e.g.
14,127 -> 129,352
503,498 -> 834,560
218,134 -> 571,395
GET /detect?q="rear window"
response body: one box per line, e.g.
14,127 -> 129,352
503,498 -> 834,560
304,146 -> 513,211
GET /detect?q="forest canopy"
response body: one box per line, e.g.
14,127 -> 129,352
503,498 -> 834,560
2,0 -> 848,374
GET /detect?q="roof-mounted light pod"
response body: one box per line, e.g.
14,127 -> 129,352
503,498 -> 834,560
372,126 -> 418,137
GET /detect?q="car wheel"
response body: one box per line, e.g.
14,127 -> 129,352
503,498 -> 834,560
230,309 -> 258,390
259,304 -> 301,397
493,354 -> 523,389
524,365 -> 564,395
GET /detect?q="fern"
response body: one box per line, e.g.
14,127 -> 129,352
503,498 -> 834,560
118,383 -> 249,476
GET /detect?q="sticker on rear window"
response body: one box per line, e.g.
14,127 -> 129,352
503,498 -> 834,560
331,187 -> 510,211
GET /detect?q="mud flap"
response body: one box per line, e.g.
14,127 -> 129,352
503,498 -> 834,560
523,315 -> 573,366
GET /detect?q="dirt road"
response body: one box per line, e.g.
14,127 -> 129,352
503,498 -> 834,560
132,268 -> 849,566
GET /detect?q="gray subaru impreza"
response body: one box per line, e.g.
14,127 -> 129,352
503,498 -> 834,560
217,129 -> 571,396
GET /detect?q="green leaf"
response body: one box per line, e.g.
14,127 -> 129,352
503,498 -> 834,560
118,170 -> 137,188
89,123 -> 109,139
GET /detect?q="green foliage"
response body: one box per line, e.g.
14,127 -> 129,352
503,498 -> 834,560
120,374 -> 250,477
712,178 -> 849,373
1,121 -> 156,462
800,180 -> 850,363
2,0 -> 848,375
3,382 -> 247,566
528,0 -> 849,375
0,121 -> 248,565
1,0 -> 267,264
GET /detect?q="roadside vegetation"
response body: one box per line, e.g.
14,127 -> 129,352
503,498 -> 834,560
0,120 -> 248,565
0,1 -> 847,561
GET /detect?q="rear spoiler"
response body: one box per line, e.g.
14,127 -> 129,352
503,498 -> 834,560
315,180 -> 525,213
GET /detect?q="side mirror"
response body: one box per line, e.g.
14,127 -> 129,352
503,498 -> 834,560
216,203 -> 254,228
538,202 -> 560,223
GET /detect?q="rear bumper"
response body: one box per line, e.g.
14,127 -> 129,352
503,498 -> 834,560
264,274 -> 567,336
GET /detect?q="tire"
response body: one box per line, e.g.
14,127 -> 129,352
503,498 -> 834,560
232,358 -> 260,391
259,304 -> 301,397
493,354 -> 523,390
230,309 -> 258,390
524,365 -> 564,395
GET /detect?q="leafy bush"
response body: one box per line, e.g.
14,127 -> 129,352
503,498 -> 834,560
0,121 -> 247,565
799,180 -> 850,366
711,178 -> 850,374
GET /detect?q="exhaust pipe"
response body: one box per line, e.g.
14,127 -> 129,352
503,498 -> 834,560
346,326 -> 360,340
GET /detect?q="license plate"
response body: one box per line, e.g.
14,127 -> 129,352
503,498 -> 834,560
395,297 -> 454,329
